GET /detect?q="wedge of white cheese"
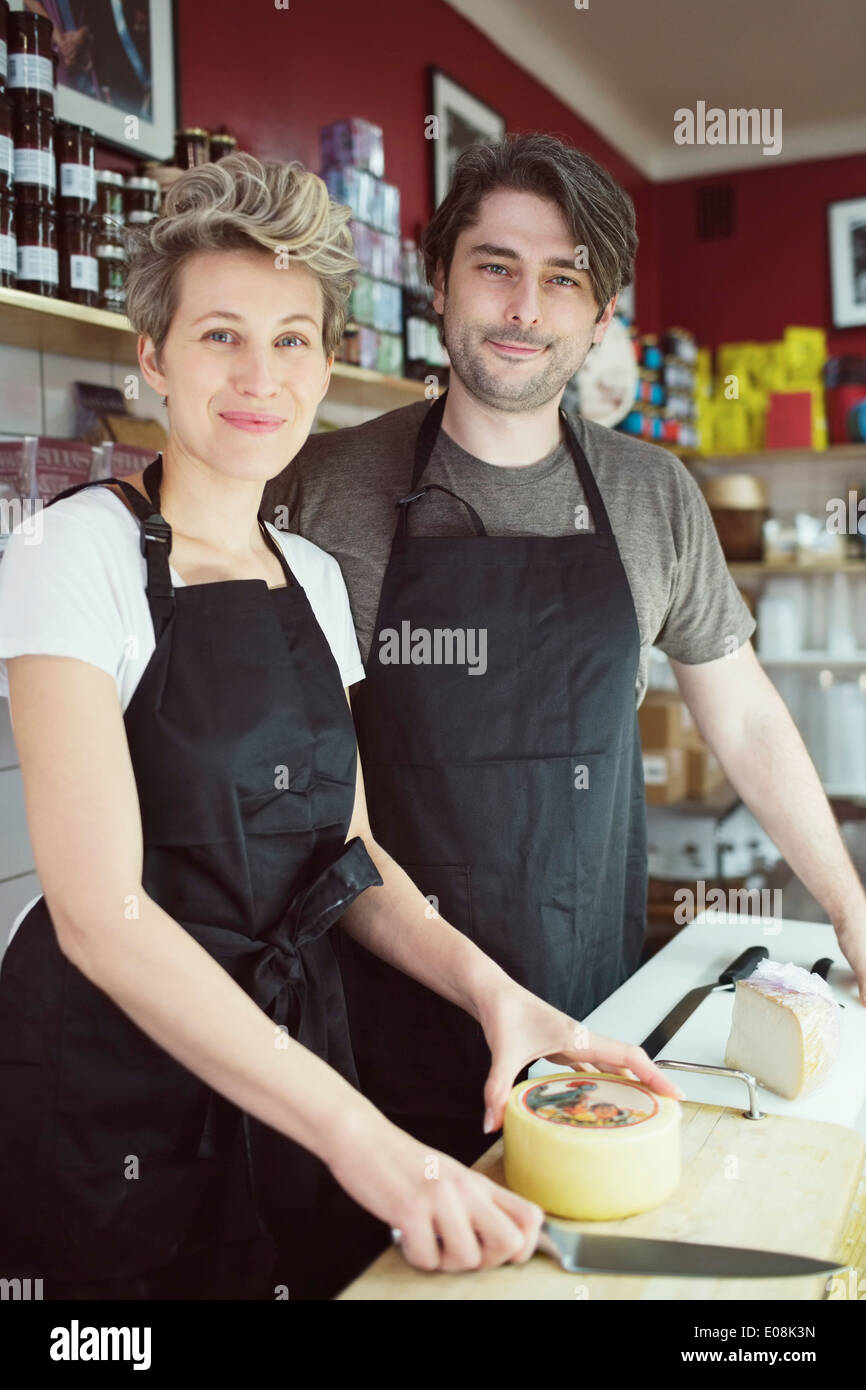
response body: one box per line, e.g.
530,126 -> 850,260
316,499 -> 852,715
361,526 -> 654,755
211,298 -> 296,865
725,960 -> 842,1099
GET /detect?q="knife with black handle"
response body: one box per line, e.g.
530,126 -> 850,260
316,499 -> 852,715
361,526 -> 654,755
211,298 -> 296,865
640,945 -> 769,1059
810,956 -> 845,1007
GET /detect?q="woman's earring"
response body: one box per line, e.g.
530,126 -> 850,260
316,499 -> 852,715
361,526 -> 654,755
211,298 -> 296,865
162,396 -> 168,407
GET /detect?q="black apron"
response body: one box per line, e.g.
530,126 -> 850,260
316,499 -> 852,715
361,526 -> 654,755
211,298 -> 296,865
337,392 -> 648,1143
0,456 -> 383,1296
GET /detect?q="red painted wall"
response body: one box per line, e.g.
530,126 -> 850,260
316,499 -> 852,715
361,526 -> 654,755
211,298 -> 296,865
97,1 -> 866,356
171,0 -> 660,325
657,153 -> 866,358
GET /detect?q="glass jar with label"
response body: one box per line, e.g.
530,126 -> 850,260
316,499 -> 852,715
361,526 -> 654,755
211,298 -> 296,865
56,121 -> 95,212
13,102 -> 54,204
96,232 -> 126,314
0,0 -> 9,94
174,128 -> 209,169
96,168 -> 124,225
123,175 -> 159,223
0,191 -> 15,287
0,89 -> 11,193
8,10 -> 54,115
16,200 -> 57,296
209,133 -> 237,162
59,210 -> 98,306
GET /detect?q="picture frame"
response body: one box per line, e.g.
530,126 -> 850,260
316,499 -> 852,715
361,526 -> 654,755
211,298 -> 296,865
828,197 -> 866,330
429,68 -> 506,209
14,0 -> 179,161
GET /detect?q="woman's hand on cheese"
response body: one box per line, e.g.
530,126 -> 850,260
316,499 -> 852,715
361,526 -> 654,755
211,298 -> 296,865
477,983 -> 686,1132
327,1114 -> 544,1273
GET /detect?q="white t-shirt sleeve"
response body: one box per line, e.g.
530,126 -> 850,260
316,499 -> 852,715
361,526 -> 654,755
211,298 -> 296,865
0,503 -> 129,700
272,528 -> 365,688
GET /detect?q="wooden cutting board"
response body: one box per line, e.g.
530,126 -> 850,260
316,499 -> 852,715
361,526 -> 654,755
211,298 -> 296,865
338,1100 -> 865,1300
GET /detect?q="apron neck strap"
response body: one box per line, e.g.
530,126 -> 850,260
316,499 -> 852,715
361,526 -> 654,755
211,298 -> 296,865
557,407 -> 615,540
126,455 -> 176,635
42,459 -> 176,636
397,389 -> 616,541
410,391 -> 448,492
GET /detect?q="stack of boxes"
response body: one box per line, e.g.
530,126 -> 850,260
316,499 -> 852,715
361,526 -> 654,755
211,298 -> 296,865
700,326 -> 829,454
638,691 -> 726,804
320,119 -> 404,377
619,328 -> 701,450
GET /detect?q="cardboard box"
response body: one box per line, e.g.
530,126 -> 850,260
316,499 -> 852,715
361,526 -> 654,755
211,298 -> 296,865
638,692 -> 703,751
643,747 -> 687,804
685,746 -> 726,798
91,414 -> 168,451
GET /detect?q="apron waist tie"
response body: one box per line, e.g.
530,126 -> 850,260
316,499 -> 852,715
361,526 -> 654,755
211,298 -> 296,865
185,836 -> 383,1161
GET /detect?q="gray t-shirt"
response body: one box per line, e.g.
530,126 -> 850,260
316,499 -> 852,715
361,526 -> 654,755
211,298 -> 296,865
261,400 -> 755,702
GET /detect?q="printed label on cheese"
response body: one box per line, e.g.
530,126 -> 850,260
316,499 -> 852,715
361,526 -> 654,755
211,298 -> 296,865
521,1076 -> 658,1128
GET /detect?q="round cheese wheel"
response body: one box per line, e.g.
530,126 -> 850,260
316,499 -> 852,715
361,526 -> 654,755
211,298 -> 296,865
504,1072 -> 682,1220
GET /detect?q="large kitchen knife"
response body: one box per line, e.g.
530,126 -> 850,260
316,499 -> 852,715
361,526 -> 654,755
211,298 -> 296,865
640,945 -> 769,1059
536,1223 -> 842,1278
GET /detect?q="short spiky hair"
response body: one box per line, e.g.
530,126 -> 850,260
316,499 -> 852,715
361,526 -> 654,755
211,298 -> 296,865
421,133 -> 637,319
123,152 -> 357,362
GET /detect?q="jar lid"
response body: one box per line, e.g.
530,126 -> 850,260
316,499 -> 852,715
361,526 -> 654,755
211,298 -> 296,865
96,169 -> 125,186
210,133 -> 237,145
177,127 -> 209,137
124,176 -> 160,191
9,10 -> 53,38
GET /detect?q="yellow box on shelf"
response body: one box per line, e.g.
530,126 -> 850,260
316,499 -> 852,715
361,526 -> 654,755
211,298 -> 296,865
783,325 -> 827,384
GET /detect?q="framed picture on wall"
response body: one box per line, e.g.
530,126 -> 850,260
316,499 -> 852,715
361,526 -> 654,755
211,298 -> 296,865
14,0 -> 178,160
828,197 -> 866,329
429,69 -> 506,209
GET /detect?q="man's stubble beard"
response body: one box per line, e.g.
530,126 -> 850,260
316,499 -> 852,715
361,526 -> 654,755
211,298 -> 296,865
441,299 -> 596,413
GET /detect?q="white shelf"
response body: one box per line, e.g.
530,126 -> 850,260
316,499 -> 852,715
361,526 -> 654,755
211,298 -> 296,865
0,286 -> 427,413
730,561 -> 866,575
761,653 -> 866,669
758,651 -> 866,667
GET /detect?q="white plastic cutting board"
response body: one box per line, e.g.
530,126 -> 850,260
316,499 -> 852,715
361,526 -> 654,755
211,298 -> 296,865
532,912 -> 866,1130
